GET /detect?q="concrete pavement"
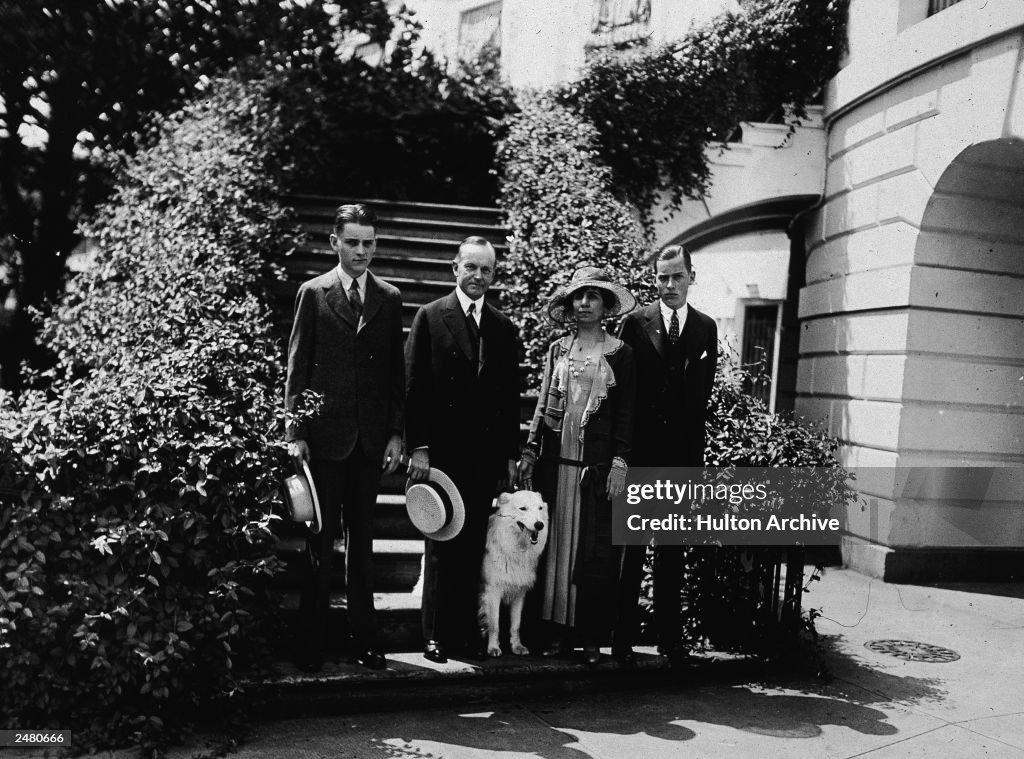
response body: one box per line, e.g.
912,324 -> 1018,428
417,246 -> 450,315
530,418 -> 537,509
187,568 -> 1024,758
15,568 -> 1024,758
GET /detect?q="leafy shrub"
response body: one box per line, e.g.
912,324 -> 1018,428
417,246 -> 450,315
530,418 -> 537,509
496,92 -> 654,389
642,353 -> 854,655
563,0 -> 848,223
0,75 -> 291,752
269,12 -> 516,205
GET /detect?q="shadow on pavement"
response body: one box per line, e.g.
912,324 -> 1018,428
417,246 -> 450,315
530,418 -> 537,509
342,635 -> 950,759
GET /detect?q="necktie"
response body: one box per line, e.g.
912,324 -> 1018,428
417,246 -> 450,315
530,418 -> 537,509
349,279 -> 362,322
466,303 -> 480,368
668,309 -> 680,344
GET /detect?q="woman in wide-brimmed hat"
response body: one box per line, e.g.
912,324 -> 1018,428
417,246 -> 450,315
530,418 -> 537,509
517,266 -> 636,664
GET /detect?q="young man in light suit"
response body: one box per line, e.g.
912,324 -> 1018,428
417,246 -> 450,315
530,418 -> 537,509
285,203 -> 405,672
616,244 -> 718,664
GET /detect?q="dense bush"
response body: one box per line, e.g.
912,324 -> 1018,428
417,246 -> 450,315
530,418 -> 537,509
644,353 -> 855,655
270,12 -> 516,205
0,76 -> 291,751
563,0 -> 848,223
496,93 -> 654,389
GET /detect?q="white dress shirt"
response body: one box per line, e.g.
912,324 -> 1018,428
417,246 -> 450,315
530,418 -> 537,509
455,287 -> 484,326
659,301 -> 689,336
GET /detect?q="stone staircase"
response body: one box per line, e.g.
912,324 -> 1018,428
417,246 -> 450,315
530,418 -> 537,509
274,194 -> 528,654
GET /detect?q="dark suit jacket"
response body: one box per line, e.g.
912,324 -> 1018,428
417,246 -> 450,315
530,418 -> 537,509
285,269 -> 405,461
404,291 -> 520,476
619,302 -> 717,466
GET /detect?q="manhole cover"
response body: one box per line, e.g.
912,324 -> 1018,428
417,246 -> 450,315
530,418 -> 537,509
864,639 -> 960,663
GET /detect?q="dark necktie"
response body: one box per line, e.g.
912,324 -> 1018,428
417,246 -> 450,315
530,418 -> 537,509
349,279 -> 362,322
668,309 -> 680,344
466,303 -> 480,368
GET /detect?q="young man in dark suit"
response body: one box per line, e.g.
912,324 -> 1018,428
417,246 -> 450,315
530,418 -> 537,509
285,203 -> 405,672
616,244 -> 718,663
405,236 -> 521,663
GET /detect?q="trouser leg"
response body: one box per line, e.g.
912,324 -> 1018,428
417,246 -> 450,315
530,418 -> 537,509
654,545 -> 685,652
614,543 -> 646,649
300,459 -> 344,660
339,446 -> 382,647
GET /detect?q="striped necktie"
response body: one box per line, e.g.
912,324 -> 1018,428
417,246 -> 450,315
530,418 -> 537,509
349,279 -> 362,321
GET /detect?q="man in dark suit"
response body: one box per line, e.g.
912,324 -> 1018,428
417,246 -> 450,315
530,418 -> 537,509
405,236 -> 521,663
616,244 -> 718,663
285,203 -> 405,672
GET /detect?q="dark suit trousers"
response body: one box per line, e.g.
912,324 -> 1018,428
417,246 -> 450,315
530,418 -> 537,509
421,465 -> 495,648
617,543 -> 687,652
300,449 -> 382,657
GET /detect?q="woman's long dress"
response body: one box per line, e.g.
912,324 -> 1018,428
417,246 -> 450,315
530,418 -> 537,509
540,355 -> 598,626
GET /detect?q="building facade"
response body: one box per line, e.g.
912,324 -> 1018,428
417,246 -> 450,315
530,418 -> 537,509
405,0 -> 1024,580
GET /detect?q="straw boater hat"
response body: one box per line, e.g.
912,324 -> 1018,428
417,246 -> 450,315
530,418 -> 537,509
547,265 -> 637,324
283,460 -> 323,534
405,467 -> 465,542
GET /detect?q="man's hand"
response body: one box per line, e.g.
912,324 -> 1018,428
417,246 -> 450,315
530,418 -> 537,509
382,434 -> 403,475
289,440 -> 310,471
408,448 -> 430,482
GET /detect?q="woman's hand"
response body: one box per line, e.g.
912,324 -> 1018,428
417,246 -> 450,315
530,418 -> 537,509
517,460 -> 534,491
606,458 -> 627,499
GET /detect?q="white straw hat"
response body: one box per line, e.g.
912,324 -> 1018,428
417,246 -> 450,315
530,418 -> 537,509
405,467 -> 465,542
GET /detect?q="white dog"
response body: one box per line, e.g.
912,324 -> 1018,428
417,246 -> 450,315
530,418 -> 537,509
478,490 -> 548,657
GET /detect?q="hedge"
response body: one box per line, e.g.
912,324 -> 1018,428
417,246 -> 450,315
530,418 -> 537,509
0,76 -> 291,752
496,92 -> 653,390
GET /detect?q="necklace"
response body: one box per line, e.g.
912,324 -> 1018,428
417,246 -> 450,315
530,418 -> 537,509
568,333 -> 604,380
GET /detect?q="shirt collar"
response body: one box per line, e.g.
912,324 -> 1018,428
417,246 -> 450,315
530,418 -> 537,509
659,300 -> 689,328
455,287 -> 484,319
337,266 -> 367,294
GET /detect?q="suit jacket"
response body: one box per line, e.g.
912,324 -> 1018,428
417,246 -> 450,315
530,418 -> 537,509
285,269 -> 405,461
404,291 -> 520,476
619,302 -> 717,466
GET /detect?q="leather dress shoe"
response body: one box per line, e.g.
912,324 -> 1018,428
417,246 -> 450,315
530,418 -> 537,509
356,649 -> 387,670
294,652 -> 324,673
582,646 -> 601,665
423,640 -> 448,664
612,646 -> 636,664
660,646 -> 689,668
541,639 -> 569,658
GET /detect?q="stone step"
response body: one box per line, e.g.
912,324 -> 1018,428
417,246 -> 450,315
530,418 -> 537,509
244,648 -> 759,721
277,590 -> 423,652
272,266 -> 507,306
288,193 -> 503,228
295,233 -> 509,262
275,536 -> 424,593
298,217 -> 509,245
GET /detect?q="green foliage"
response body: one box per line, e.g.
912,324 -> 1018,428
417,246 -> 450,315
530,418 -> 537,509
639,353 -> 854,655
496,93 -> 654,389
269,16 -> 516,204
562,0 -> 848,222
0,76 -> 291,752
0,0 -> 355,390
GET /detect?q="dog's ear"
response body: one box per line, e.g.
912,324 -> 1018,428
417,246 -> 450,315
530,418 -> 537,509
492,492 -> 511,512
